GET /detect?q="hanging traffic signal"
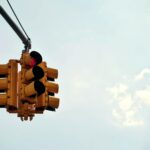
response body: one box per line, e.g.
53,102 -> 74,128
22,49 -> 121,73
35,61 -> 47,112
35,65 -> 60,112
18,51 -> 47,119
0,50 -> 60,121
0,63 -> 8,108
0,60 -> 18,112
45,67 -> 59,111
19,51 -> 45,102
7,60 -> 18,112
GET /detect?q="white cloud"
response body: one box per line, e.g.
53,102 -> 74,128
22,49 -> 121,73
111,93 -> 143,127
118,95 -> 133,111
112,107 -> 144,127
134,68 -> 150,81
135,86 -> 150,106
107,81 -> 146,127
107,68 -> 150,127
107,83 -> 128,99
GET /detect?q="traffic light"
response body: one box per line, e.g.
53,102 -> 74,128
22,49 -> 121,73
45,68 -> 59,111
0,50 -> 60,120
0,60 -> 18,112
17,51 -> 47,120
35,65 -> 60,112
35,61 -> 47,112
19,51 -> 46,102
0,63 -> 8,108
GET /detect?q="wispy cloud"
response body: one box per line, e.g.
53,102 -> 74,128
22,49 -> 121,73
112,108 -> 144,127
107,84 -> 143,127
107,83 -> 128,99
134,68 -> 150,81
135,86 -> 150,106
107,68 -> 150,127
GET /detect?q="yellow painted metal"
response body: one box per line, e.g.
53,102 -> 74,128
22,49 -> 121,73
0,94 -> 7,106
0,78 -> 8,90
24,68 -> 35,81
36,93 -> 46,111
24,81 -> 37,97
25,62 -> 46,82
47,68 -> 58,79
0,64 -> 8,75
48,97 -> 59,109
22,52 -> 32,66
38,62 -> 47,70
46,82 -> 59,93
7,60 -> 18,110
17,71 -> 21,100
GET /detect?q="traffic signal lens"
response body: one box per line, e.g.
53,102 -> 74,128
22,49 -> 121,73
30,51 -> 42,65
29,58 -> 36,67
34,80 -> 45,96
32,66 -> 44,79
24,80 -> 45,97
25,66 -> 44,81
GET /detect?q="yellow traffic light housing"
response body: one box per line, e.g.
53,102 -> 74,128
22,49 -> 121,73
0,94 -> 7,107
0,64 -> 9,108
0,50 -> 60,121
7,60 -> 18,112
20,51 -> 45,100
0,60 -> 18,112
35,65 -> 60,112
47,97 -> 59,111
35,62 -> 47,112
45,68 -> 59,111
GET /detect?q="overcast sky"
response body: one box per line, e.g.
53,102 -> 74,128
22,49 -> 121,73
1,0 -> 150,150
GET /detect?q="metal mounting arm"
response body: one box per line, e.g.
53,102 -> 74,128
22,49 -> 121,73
0,5 -> 31,50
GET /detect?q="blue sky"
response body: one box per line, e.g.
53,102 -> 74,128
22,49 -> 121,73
1,0 -> 150,150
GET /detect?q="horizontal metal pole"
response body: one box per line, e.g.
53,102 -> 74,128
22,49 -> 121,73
0,5 -> 31,49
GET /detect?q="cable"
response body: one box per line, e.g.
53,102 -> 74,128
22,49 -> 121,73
6,0 -> 30,41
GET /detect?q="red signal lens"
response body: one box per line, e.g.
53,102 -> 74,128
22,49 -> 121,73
30,51 -> 42,65
29,58 -> 36,67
